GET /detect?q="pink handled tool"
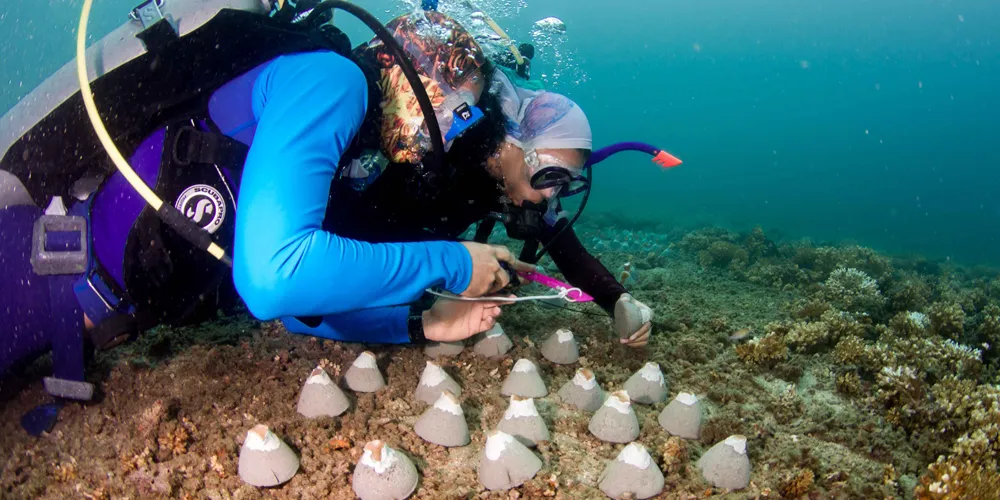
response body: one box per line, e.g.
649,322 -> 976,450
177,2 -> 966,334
518,272 -> 594,302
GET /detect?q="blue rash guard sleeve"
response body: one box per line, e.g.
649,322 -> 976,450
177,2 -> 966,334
282,306 -> 411,345
232,51 -> 473,332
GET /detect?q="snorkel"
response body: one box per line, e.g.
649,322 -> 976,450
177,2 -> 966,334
588,142 -> 683,170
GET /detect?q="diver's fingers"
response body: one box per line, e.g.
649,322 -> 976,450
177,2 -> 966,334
635,323 -> 652,341
621,322 -> 651,341
480,314 -> 497,332
621,323 -> 651,347
489,267 -> 510,294
512,260 -> 537,273
481,303 -> 503,323
492,245 -> 537,273
482,304 -> 502,317
492,245 -> 515,263
623,336 -> 648,348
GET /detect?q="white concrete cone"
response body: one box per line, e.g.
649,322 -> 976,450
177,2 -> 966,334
500,359 -> 548,398
424,341 -> 464,358
413,361 -> 462,404
556,368 -> 605,412
598,442 -> 665,499
658,392 -> 702,439
238,424 -> 300,487
297,366 -> 351,418
477,430 -> 543,491
623,362 -> 667,404
344,351 -> 386,393
496,395 -> 550,448
614,296 -> 649,339
696,435 -> 752,490
473,323 -> 514,358
588,390 -> 640,443
413,390 -> 470,447
540,328 -> 579,364
352,440 -> 420,500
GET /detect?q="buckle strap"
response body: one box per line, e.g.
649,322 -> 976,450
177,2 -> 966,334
171,125 -> 249,169
63,196 -> 137,348
30,209 -> 88,276
45,273 -> 94,400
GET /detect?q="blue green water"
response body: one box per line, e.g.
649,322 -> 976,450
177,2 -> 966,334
2,0 -> 998,266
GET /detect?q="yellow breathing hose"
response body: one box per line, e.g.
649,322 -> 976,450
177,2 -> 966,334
75,0 -> 228,262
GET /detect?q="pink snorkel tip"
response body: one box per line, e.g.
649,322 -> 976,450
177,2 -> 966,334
653,150 -> 682,169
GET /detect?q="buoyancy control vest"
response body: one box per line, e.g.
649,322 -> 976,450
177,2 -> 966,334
0,1 -> 357,352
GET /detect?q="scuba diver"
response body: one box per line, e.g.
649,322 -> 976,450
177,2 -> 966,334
0,0 -> 681,418
494,42 -> 534,79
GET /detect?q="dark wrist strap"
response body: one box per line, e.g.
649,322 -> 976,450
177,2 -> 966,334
407,310 -> 427,344
406,293 -> 436,344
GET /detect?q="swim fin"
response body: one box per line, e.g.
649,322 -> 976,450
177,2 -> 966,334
21,401 -> 64,437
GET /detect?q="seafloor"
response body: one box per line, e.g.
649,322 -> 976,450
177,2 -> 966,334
2,218 -> 998,499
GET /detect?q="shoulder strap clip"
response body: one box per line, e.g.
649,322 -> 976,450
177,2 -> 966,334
171,125 -> 249,169
130,0 -> 179,52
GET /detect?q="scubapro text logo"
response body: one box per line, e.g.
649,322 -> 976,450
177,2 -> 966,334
174,184 -> 226,234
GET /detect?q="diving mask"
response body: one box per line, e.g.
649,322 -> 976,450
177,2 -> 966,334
524,148 -> 590,199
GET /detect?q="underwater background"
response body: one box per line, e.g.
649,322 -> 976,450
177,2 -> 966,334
4,2 -> 1000,498
2,0 -> 999,266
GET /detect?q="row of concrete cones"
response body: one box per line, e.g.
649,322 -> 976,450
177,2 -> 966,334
236,324 -> 751,498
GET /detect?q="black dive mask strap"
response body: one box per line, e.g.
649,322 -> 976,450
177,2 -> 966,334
294,2 -> 449,330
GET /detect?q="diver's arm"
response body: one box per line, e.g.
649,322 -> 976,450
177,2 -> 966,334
541,225 -> 627,315
232,52 -> 473,321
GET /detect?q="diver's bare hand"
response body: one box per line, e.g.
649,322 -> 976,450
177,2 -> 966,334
422,296 -> 513,342
616,294 -> 653,349
459,242 -> 536,297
